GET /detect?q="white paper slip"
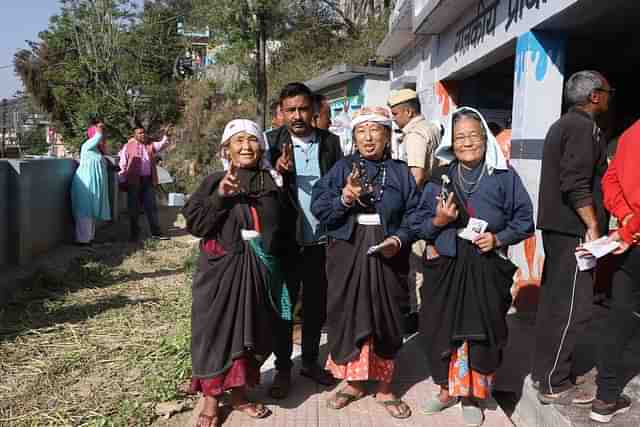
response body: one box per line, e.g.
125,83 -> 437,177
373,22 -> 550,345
457,218 -> 489,242
575,252 -> 597,271
580,236 -> 620,259
574,236 -> 620,271
367,244 -> 382,256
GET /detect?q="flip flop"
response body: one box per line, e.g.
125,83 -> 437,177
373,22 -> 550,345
233,402 -> 271,419
326,390 -> 365,410
377,399 -> 412,419
195,413 -> 219,427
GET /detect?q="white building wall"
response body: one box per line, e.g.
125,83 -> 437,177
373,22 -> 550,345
436,0 -> 578,79
363,79 -> 391,108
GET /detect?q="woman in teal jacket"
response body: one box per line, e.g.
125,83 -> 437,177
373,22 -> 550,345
71,123 -> 111,244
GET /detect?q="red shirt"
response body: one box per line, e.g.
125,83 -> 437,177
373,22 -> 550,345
602,120 -> 640,244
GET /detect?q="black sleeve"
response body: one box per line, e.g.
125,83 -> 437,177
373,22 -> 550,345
559,120 -> 596,208
331,133 -> 344,161
182,173 -> 232,238
266,129 -> 282,166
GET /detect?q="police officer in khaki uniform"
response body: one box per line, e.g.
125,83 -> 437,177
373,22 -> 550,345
388,89 -> 442,322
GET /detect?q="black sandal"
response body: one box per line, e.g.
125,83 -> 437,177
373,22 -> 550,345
327,390 -> 366,410
377,399 -> 412,419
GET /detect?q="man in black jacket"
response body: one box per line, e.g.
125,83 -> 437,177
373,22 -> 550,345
533,70 -> 612,404
266,82 -> 343,398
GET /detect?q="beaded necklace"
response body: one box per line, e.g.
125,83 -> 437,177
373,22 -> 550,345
356,155 -> 387,206
456,161 -> 486,196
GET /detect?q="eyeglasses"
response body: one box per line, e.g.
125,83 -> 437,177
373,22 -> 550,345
453,133 -> 484,145
595,87 -> 616,96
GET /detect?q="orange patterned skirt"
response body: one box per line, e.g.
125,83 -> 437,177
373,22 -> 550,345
326,337 -> 395,383
448,341 -> 495,400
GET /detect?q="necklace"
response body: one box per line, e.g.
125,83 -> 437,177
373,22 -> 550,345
456,161 -> 485,196
356,156 -> 387,206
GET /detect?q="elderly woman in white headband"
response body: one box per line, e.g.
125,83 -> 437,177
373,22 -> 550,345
411,107 -> 534,426
311,107 -> 419,419
182,119 -> 295,427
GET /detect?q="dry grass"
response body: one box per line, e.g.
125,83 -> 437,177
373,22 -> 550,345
0,236 -> 198,426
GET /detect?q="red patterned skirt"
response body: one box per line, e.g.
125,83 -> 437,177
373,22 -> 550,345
191,356 -> 259,397
326,337 -> 395,383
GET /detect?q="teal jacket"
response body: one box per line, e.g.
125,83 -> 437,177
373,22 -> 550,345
71,133 -> 111,221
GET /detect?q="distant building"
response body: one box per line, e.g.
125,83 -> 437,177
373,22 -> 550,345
305,64 -> 392,156
0,97 -> 49,157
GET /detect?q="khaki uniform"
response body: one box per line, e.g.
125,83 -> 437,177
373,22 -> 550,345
401,115 -> 441,312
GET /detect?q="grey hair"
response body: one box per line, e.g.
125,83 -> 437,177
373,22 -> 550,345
565,71 -> 605,107
452,108 -> 487,141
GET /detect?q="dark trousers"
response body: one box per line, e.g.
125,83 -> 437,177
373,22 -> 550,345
273,244 -> 328,371
127,176 -> 161,238
596,248 -> 640,402
532,231 -> 594,394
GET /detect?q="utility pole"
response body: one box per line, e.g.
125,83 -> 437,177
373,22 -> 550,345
1,98 -> 7,158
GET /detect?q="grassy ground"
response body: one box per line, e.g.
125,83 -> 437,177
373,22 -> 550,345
0,235 -> 198,427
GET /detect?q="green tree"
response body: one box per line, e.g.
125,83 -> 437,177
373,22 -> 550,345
14,0 -> 185,153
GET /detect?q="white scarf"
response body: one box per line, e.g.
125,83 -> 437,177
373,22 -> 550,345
435,106 -> 508,174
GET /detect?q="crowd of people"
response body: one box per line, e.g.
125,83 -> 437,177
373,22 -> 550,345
70,120 -> 176,245
71,70 -> 640,426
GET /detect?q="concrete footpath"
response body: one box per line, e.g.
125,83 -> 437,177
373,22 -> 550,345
162,335 -> 513,427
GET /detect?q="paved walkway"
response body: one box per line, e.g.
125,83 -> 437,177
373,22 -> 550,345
164,335 -> 513,427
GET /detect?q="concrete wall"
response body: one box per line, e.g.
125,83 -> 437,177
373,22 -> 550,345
0,162 -> 9,268
5,159 -> 77,266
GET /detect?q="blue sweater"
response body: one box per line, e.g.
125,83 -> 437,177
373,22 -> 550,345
411,163 -> 534,257
311,155 -> 419,246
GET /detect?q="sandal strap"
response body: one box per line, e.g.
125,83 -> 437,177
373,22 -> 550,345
335,391 -> 362,400
378,399 -> 411,418
196,413 -> 218,427
380,399 -> 406,405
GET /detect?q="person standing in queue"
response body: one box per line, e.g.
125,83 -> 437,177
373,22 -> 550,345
265,82 -> 343,398
532,71 -> 612,405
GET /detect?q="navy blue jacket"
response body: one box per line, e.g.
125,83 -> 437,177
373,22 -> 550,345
411,163 -> 534,257
310,155 -> 419,247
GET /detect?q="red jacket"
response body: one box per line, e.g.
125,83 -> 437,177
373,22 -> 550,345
602,120 -> 640,244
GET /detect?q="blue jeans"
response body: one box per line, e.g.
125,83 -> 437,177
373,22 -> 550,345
127,176 -> 161,238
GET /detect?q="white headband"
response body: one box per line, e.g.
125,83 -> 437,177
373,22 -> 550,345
221,119 -> 265,150
351,107 -> 393,129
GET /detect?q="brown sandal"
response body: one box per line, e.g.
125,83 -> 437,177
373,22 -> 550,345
233,402 -> 271,418
195,413 -> 220,427
327,389 -> 366,410
377,398 -> 412,419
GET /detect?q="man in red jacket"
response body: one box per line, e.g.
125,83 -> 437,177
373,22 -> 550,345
590,120 -> 640,423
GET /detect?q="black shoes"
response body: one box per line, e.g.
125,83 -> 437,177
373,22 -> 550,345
151,234 -> 170,240
590,395 -> 632,423
300,363 -> 336,386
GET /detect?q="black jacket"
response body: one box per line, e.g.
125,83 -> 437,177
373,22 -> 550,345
266,126 -> 343,245
537,108 -> 608,237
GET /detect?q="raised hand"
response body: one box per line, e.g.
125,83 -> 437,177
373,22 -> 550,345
218,162 -> 241,197
161,123 -> 174,135
276,143 -> 293,173
433,192 -> 459,227
342,163 -> 364,206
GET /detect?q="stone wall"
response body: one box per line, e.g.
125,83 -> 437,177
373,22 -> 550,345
0,162 -> 9,268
